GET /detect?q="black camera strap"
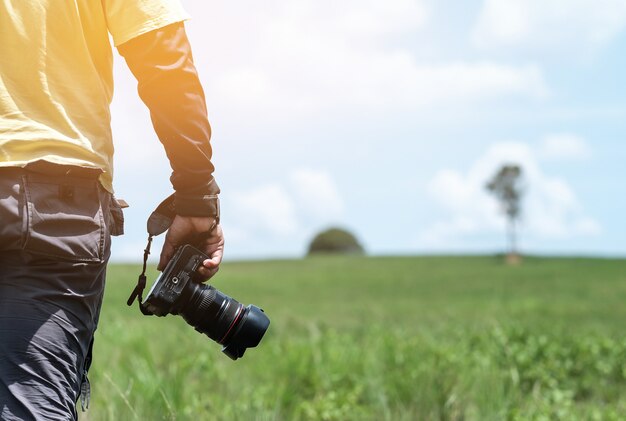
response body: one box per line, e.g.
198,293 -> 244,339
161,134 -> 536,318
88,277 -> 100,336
126,193 -> 217,315
126,235 -> 155,315
127,193 -> 177,315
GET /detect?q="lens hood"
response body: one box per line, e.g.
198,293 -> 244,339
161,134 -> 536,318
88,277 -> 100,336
221,305 -> 270,360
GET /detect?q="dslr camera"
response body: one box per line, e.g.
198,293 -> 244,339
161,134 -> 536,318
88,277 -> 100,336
142,244 -> 270,360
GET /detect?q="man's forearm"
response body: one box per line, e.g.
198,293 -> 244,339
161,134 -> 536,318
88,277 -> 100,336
118,23 -> 219,217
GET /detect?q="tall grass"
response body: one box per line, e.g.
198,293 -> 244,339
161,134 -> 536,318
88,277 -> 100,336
84,256 -> 626,420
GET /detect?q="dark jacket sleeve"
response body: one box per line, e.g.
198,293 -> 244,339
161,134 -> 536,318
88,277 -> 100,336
117,22 -> 219,218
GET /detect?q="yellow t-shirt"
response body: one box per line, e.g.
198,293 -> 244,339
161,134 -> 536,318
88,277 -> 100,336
0,0 -> 189,192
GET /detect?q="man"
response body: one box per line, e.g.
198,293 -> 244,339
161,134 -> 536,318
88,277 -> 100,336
0,1 -> 223,419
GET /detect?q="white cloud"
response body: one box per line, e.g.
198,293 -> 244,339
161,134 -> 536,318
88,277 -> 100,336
420,140 -> 601,249
184,1 -> 548,119
539,134 -> 592,161
271,0 -> 429,40
223,59 -> 547,112
472,0 -> 626,53
227,169 -> 345,240
211,49 -> 548,116
290,169 -> 345,220
231,184 -> 299,237
575,217 -> 603,236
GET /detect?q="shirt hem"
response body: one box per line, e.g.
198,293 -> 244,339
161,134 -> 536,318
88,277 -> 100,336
112,14 -> 190,47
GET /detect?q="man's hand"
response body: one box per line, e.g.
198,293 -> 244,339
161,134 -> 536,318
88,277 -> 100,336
158,215 -> 224,280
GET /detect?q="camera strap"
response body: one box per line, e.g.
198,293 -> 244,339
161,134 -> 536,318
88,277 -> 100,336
126,193 -> 177,315
126,234 -> 155,315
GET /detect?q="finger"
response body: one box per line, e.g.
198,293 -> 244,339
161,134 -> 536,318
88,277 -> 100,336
197,266 -> 219,280
158,241 -> 176,271
202,253 -> 222,269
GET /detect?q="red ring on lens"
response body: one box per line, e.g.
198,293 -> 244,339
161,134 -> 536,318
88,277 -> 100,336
219,304 -> 245,344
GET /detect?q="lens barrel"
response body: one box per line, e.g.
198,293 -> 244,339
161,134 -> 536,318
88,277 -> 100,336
177,282 -> 270,360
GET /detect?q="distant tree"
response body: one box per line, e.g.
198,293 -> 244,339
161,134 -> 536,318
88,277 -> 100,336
307,227 -> 365,256
486,164 -> 524,262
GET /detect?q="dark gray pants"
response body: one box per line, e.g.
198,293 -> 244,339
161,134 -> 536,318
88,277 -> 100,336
0,166 -> 123,420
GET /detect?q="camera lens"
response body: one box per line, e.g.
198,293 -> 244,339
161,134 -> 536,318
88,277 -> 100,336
175,282 -> 270,360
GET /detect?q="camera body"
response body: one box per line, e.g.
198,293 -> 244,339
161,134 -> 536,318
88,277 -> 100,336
142,244 -> 270,360
143,244 -> 205,316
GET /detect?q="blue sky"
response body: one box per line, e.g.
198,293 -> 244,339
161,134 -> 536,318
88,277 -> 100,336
109,0 -> 626,261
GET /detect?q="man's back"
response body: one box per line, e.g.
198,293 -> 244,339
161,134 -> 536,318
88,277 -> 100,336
0,1 -> 224,419
0,0 -> 187,192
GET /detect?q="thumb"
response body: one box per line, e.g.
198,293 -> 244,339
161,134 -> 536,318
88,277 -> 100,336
158,230 -> 180,271
202,254 -> 221,269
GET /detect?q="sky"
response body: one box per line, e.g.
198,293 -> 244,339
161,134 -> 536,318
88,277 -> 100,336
109,0 -> 626,262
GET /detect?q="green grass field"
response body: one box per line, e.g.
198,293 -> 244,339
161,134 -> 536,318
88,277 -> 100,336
84,256 -> 626,420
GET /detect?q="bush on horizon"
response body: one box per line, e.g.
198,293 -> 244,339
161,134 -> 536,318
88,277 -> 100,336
307,227 -> 365,256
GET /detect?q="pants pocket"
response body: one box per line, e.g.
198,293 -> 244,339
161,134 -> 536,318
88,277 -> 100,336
23,174 -> 105,262
0,178 -> 25,251
109,197 -> 125,237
